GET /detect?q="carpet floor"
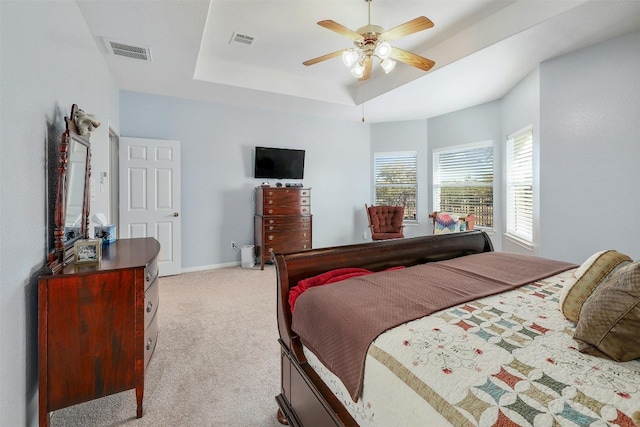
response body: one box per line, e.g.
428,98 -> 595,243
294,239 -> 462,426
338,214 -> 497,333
49,265 -> 283,427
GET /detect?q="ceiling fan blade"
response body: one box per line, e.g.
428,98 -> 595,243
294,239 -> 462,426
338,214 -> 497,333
303,49 -> 346,66
390,47 -> 435,72
380,16 -> 434,41
359,57 -> 373,81
318,20 -> 363,41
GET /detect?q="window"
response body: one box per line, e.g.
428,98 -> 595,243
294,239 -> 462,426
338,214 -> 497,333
433,141 -> 494,227
374,151 -> 417,220
506,126 -> 533,243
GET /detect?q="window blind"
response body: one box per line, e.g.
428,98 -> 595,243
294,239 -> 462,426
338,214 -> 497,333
374,151 -> 417,220
506,127 -> 533,243
433,142 -> 494,227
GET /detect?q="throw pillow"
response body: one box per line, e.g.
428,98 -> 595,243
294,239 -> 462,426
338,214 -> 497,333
434,213 -> 460,234
558,250 -> 631,322
573,260 -> 640,362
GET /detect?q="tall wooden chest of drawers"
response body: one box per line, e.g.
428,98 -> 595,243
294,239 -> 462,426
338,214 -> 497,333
38,237 -> 161,426
254,186 -> 312,269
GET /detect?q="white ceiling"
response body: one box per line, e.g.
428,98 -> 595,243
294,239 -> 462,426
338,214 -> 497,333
77,0 -> 640,123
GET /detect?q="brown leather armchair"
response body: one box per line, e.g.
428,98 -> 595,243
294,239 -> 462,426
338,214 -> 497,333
366,204 -> 405,240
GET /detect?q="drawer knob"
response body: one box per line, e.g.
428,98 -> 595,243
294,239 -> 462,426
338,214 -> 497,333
269,226 -> 274,231
268,200 -> 273,205
302,199 -> 308,204
146,338 -> 153,351
269,219 -> 274,224
268,235 -> 274,240
303,233 -> 307,237
302,208 -> 308,213
303,244 -> 308,249
268,209 -> 273,214
146,301 -> 153,313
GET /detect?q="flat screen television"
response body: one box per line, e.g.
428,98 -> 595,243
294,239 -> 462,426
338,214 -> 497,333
254,146 -> 305,180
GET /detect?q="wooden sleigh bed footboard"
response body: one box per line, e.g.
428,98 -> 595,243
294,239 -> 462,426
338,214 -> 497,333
273,231 -> 494,426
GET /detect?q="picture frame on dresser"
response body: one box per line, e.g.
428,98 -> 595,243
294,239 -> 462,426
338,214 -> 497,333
73,238 -> 101,263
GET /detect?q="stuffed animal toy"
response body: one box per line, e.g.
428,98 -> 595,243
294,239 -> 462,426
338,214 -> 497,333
73,109 -> 101,135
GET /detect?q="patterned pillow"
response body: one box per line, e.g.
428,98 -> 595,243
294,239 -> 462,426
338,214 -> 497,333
573,260 -> 640,362
558,250 -> 631,322
434,213 -> 460,234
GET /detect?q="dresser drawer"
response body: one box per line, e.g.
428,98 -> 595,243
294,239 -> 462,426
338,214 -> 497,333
263,188 -> 310,198
265,241 -> 312,256
264,193 -> 310,205
262,205 -> 311,215
144,277 -> 159,330
262,216 -> 311,231
144,257 -> 159,291
144,313 -> 159,369
265,229 -> 311,244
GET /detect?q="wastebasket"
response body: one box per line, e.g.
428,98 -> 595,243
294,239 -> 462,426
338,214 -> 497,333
241,245 -> 255,268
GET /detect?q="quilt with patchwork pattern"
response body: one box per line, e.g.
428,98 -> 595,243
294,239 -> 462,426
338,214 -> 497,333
304,269 -> 640,426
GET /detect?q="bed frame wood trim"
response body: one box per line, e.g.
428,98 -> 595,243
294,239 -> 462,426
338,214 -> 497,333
274,231 -> 494,426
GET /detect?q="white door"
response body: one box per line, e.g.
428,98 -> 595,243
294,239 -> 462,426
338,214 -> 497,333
119,138 -> 181,276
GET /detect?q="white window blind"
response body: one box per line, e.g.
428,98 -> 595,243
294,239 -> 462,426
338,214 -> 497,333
374,151 -> 417,220
506,127 -> 533,243
433,141 -> 494,227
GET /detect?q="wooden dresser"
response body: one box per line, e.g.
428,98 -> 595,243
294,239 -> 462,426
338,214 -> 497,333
254,186 -> 312,269
38,237 -> 161,427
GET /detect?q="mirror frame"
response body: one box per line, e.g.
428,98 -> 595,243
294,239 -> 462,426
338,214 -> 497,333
49,104 -> 91,272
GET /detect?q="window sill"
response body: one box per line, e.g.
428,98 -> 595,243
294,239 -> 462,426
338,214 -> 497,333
504,233 -> 534,250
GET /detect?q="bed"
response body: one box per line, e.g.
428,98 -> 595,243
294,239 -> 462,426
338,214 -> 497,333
274,231 -> 640,427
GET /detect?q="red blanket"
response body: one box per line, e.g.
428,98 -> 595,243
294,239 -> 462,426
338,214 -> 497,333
291,252 -> 577,402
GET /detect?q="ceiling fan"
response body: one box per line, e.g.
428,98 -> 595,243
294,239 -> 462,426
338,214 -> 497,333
303,0 -> 435,81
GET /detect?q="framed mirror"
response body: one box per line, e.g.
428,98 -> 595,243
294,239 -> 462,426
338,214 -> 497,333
49,104 -> 91,272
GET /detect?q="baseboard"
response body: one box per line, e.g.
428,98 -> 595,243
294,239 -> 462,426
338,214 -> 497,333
181,261 -> 240,273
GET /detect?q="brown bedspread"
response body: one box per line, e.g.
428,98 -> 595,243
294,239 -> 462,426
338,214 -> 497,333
291,251 -> 577,401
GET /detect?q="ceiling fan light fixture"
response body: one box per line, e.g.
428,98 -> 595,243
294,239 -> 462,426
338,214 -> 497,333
380,58 -> 396,74
374,41 -> 392,60
351,62 -> 365,78
342,49 -> 359,67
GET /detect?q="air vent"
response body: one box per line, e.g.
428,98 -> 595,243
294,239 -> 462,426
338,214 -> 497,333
103,38 -> 152,61
229,31 -> 255,46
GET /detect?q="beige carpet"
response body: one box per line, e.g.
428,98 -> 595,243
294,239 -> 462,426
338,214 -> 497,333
50,265 -> 283,427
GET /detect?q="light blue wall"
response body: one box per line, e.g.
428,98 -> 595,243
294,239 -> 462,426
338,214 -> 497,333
539,31 -> 640,263
0,2 -> 119,426
120,92 -> 371,270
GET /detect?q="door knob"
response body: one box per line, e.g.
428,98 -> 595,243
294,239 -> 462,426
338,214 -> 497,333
172,212 -> 179,217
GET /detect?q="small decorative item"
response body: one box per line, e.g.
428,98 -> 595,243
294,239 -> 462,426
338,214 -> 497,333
74,239 -> 102,264
73,108 -> 101,135
95,225 -> 117,244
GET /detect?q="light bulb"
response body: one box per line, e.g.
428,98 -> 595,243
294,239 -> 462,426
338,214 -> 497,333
351,62 -> 365,78
342,49 -> 359,67
380,59 -> 396,74
375,41 -> 392,60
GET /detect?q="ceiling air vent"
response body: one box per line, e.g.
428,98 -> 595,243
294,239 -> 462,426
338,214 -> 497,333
229,32 -> 255,46
103,38 -> 152,61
